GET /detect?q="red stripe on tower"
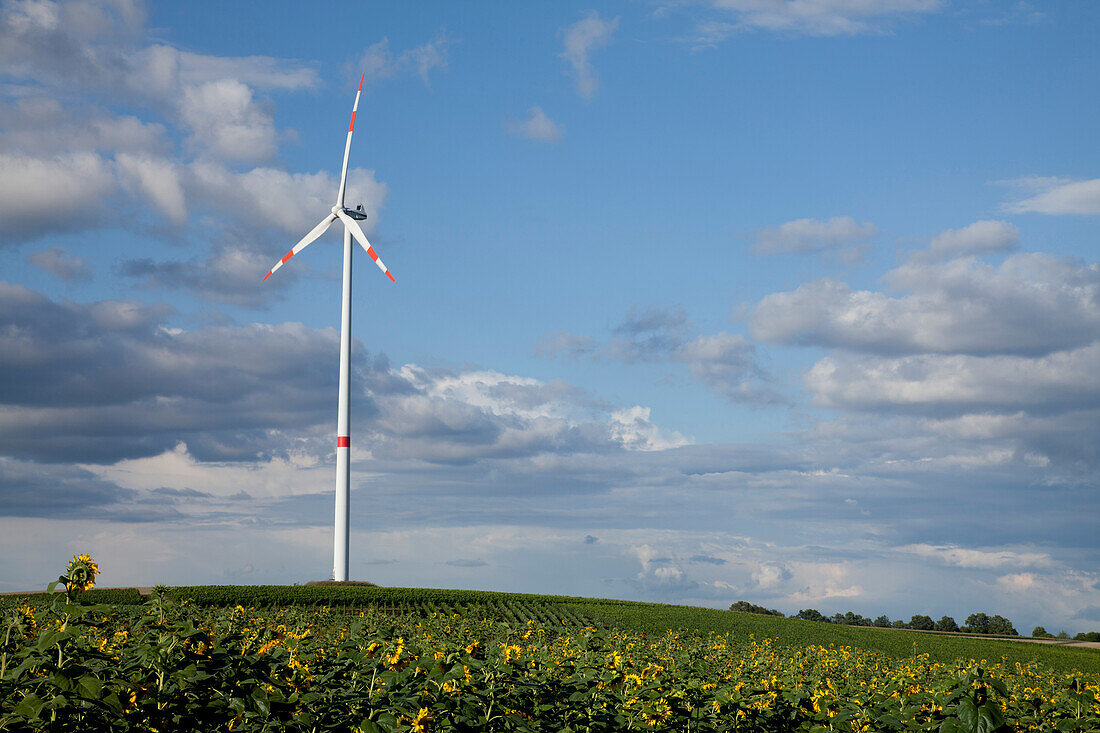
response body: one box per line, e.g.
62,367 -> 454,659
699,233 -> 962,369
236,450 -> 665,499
336,436 -> 350,448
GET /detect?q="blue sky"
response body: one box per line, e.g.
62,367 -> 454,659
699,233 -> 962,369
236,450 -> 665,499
2,0 -> 1100,634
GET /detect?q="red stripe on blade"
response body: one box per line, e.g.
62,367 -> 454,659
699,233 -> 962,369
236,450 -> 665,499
349,111 -> 357,132
337,436 -> 350,448
263,271 -> 272,282
358,72 -> 365,91
281,251 -> 293,264
366,247 -> 379,261
386,271 -> 396,283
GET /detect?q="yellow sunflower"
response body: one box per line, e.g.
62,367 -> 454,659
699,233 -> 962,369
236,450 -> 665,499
66,554 -> 99,593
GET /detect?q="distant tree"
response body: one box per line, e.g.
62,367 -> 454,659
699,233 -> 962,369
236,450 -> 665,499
934,616 -> 959,633
964,613 -> 992,634
1032,626 -> 1052,638
729,601 -> 784,616
1056,631 -> 1071,639
909,614 -> 934,631
830,612 -> 845,625
1074,631 -> 1100,642
796,609 -> 827,623
892,619 -> 908,629
873,615 -> 892,628
842,611 -> 871,626
988,615 -> 1018,636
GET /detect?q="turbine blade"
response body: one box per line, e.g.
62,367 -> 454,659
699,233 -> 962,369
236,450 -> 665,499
335,72 -> 365,208
262,213 -> 337,281
336,209 -> 395,283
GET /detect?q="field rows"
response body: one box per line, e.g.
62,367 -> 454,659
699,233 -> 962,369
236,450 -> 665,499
4,591 -> 1100,731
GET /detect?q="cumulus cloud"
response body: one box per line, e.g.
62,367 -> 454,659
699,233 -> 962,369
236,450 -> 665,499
179,79 -> 277,163
1002,177 -> 1100,216
673,333 -> 786,405
751,216 -> 877,255
115,153 -> 187,223
0,152 -> 116,243
561,11 -> 618,99
27,245 -> 92,282
805,345 -> 1100,416
752,253 -> 1100,357
0,284 -> 690,474
188,162 -> 387,237
707,0 -> 941,37
115,231 -> 294,307
0,0 -> 323,243
506,106 -> 564,143
922,220 -> 1018,261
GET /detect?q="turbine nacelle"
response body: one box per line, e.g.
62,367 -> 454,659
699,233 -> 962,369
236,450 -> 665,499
264,73 -> 393,284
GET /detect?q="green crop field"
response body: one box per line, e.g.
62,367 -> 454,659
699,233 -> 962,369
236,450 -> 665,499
4,581 -> 1099,731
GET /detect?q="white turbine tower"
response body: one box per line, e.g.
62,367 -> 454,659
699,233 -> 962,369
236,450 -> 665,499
263,73 -> 395,581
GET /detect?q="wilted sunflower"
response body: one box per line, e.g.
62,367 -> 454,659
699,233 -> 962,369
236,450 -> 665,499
66,554 -> 99,593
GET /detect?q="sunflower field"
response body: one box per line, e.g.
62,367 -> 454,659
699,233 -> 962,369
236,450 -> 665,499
2,561 -> 1100,731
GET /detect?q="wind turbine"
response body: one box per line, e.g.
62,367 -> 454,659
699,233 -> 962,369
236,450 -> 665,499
263,73 -> 395,582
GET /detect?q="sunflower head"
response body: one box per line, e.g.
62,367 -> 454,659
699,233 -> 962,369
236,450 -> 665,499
65,554 -> 99,594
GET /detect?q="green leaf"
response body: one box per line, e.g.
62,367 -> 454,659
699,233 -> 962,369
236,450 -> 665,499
956,697 -> 979,732
77,674 -> 103,699
12,692 -> 44,720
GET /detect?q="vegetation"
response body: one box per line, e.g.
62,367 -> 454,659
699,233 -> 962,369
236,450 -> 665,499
728,601 -> 784,617
3,560 -> 1100,731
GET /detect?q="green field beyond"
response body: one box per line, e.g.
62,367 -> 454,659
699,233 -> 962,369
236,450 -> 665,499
3,585 -> 1099,730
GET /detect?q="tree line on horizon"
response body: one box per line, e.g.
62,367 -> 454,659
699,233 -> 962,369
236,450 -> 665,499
729,600 -> 1100,640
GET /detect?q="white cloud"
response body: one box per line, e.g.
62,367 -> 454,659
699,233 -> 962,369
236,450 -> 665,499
506,106 -> 564,143
561,11 -> 618,99
923,219 -> 1018,261
752,216 -> 877,254
753,254 -> 1100,357
710,0 -> 941,37
1002,177 -> 1100,216
805,344 -> 1100,415
896,544 -> 1053,569
0,152 -> 116,243
356,33 -> 451,88
783,561 -> 863,603
188,162 -> 387,236
87,441 -> 328,500
179,79 -> 277,163
115,153 -> 187,223
609,406 -> 690,451
674,333 -> 786,405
